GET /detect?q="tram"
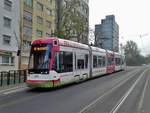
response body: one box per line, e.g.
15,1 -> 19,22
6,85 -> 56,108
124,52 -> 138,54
26,37 -> 125,88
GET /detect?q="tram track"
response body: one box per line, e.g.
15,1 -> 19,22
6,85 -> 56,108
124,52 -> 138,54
109,69 -> 148,113
78,67 -> 147,113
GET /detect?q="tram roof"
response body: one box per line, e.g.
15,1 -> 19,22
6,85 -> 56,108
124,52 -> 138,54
91,46 -> 106,53
32,37 -> 89,50
58,38 -> 89,49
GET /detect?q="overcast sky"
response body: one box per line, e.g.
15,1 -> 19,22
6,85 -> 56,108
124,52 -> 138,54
89,0 -> 150,55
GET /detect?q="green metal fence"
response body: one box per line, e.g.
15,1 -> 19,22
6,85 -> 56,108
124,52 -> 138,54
0,70 -> 27,87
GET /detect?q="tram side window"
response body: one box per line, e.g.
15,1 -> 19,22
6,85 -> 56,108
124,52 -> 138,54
52,52 -> 59,72
59,51 -> 73,73
77,59 -> 84,69
115,58 -> 121,66
121,59 -> 124,65
93,55 -> 97,68
85,54 -> 88,69
52,51 -> 73,73
97,56 -> 102,67
115,58 -> 117,65
103,57 -> 106,66
115,58 -> 118,65
97,56 -> 106,67
74,52 -> 76,70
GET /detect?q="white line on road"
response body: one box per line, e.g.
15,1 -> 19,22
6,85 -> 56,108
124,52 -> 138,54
0,86 -> 25,93
110,69 -> 148,113
3,87 -> 28,95
78,69 -> 141,113
0,84 -> 27,95
137,71 -> 150,113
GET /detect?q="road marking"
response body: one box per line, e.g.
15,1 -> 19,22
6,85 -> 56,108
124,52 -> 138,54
3,87 -> 28,95
110,69 -> 148,113
137,72 -> 149,113
78,69 -> 141,113
0,86 -> 26,94
0,92 -> 40,108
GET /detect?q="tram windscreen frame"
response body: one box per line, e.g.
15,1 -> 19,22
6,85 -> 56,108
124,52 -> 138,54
28,44 -> 52,74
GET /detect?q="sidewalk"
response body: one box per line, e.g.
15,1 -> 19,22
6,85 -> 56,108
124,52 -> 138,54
0,83 -> 26,92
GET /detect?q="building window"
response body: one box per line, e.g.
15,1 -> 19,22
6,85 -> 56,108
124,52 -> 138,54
22,40 -> 30,49
24,10 -> 32,22
51,29 -> 54,34
1,56 -> 14,65
4,0 -> 12,11
3,17 -> 11,28
46,33 -> 51,37
37,2 -> 43,11
3,35 -> 11,45
24,0 -> 33,7
37,16 -> 43,24
23,26 -> 32,36
46,21 -> 51,28
11,57 -> 14,65
2,56 -> 9,64
36,30 -> 43,37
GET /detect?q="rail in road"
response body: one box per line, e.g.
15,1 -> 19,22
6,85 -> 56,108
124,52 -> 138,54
0,66 -> 149,113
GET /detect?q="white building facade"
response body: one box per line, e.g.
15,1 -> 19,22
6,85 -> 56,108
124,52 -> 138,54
0,0 -> 20,71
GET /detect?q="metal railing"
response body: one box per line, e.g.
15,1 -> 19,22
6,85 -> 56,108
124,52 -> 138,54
0,70 -> 27,87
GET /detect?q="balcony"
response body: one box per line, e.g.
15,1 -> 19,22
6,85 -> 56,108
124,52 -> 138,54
23,19 -> 32,27
24,4 -> 33,13
23,34 -> 32,42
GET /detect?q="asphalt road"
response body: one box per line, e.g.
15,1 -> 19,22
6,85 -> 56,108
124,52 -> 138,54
0,66 -> 149,113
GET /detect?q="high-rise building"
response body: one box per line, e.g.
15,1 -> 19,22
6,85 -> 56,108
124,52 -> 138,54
56,0 -> 89,44
0,0 -> 20,71
20,0 -> 56,69
95,15 -> 119,52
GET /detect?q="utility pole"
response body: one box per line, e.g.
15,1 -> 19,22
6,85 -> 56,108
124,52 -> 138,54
13,30 -> 21,70
16,1 -> 23,70
139,34 -> 148,49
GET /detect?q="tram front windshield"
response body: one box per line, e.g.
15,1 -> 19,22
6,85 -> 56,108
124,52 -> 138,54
28,44 -> 52,73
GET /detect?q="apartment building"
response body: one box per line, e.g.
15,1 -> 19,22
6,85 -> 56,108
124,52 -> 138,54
21,0 -> 56,69
0,0 -> 20,71
95,15 -> 119,52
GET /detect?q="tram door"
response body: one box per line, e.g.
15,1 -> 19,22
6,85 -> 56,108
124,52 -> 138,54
74,51 -> 88,81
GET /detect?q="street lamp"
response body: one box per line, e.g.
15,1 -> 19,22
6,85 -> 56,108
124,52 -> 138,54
139,34 -> 148,49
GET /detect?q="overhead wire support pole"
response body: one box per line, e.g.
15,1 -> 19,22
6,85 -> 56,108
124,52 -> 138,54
139,33 -> 148,50
139,35 -> 145,49
18,0 -> 23,70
